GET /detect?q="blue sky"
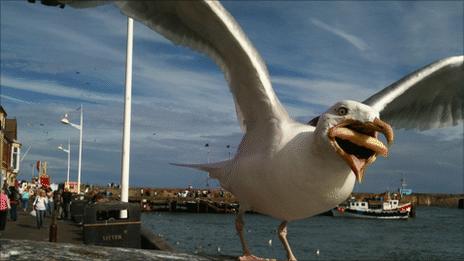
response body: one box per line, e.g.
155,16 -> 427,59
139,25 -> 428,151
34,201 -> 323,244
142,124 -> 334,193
1,1 -> 462,193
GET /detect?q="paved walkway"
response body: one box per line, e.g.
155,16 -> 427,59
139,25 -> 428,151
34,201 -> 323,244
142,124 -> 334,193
1,209 -> 83,244
0,210 -> 240,260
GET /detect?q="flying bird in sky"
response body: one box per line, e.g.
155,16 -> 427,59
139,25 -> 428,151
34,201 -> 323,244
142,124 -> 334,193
40,1 -> 463,260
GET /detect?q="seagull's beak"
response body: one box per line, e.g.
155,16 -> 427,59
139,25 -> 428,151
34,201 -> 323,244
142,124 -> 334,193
328,118 -> 394,182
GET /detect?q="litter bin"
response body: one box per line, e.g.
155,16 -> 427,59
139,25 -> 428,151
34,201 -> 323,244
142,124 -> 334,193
70,199 -> 88,223
83,202 -> 141,248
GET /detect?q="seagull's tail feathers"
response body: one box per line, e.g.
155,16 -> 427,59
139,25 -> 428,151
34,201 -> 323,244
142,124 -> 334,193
170,160 -> 231,181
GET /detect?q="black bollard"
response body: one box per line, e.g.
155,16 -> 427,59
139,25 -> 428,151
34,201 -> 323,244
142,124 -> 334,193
49,211 -> 58,242
409,204 -> 416,218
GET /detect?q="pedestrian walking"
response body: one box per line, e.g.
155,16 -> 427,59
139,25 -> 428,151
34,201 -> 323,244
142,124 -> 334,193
8,186 -> 19,221
54,189 -> 63,219
21,187 -> 30,211
32,190 -> 48,229
46,188 -> 54,216
0,187 -> 11,231
61,189 -> 72,220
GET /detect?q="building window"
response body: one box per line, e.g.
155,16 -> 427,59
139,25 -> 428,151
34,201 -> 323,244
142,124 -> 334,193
11,146 -> 20,172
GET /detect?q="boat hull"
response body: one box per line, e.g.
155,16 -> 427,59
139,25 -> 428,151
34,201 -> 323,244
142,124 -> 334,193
332,207 -> 409,220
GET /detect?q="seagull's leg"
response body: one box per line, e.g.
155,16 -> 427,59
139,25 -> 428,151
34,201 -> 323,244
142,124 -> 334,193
278,221 -> 297,261
236,211 -> 252,256
236,210 -> 264,261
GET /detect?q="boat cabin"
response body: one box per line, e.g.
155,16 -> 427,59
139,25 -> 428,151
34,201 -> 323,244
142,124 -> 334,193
348,199 -> 400,211
349,201 -> 369,211
382,199 -> 399,210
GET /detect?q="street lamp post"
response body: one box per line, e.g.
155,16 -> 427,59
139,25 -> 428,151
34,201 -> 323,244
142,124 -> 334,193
117,16 -> 134,219
61,105 -> 83,194
31,163 -> 34,181
58,138 -> 71,186
205,143 -> 210,187
120,17 -> 133,206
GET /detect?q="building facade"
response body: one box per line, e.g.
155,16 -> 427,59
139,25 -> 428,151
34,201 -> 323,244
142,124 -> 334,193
0,106 -> 6,188
0,106 -> 21,188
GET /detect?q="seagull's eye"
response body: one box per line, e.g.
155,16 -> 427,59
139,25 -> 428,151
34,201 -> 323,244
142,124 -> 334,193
337,107 -> 348,116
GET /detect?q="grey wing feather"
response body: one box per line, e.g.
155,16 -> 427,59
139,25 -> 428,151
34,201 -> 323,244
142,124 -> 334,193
115,1 -> 290,132
363,55 -> 464,130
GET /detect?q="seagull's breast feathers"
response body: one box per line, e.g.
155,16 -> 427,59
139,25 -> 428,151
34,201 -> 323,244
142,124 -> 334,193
225,120 -> 355,220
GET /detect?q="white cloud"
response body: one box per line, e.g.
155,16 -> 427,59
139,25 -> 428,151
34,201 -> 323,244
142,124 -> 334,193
311,18 -> 369,51
273,76 -> 372,107
421,125 -> 464,141
1,75 -> 121,103
0,94 -> 32,104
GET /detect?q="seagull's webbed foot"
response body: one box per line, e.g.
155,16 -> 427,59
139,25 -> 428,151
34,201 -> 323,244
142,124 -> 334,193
278,221 -> 297,261
237,255 -> 267,261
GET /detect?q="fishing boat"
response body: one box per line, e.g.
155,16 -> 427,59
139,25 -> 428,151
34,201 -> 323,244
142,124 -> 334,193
332,197 -> 412,219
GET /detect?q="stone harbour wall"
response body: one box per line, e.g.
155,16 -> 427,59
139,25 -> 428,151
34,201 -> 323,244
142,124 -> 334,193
85,185 -> 464,209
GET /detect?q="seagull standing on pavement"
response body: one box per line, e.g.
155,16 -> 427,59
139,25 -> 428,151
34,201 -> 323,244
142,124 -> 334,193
46,1 -> 463,260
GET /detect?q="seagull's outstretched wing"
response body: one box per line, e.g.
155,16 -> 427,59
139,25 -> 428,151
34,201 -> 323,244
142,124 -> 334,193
363,56 -> 464,130
111,1 -> 289,132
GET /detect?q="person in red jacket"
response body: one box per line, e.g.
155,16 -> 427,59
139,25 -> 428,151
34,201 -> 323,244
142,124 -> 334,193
0,187 -> 11,231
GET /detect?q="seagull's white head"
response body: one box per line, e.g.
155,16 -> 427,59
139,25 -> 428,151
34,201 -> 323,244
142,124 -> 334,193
315,100 -> 394,182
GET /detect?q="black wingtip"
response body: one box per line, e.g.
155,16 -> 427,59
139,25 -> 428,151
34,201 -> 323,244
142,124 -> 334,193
308,116 -> 320,126
28,0 -> 66,9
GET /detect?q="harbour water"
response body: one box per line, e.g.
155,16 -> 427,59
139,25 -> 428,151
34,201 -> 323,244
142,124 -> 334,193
142,207 -> 464,261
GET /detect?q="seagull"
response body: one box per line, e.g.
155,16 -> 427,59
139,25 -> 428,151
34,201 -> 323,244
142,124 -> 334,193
47,1 -> 462,260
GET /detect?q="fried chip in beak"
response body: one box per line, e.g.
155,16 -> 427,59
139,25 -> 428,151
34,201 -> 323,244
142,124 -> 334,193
328,118 -> 394,182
